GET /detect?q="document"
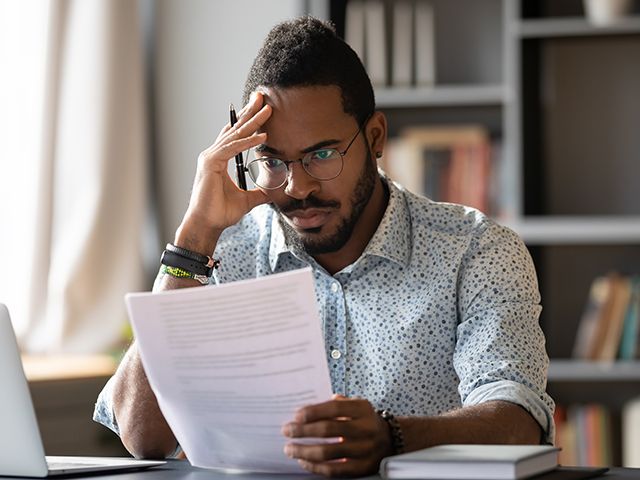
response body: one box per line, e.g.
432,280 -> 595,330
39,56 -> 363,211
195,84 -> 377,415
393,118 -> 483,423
125,267 -> 334,473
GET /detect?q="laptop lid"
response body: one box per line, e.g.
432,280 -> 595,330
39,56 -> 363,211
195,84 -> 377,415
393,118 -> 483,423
0,304 -> 165,477
0,303 -> 50,477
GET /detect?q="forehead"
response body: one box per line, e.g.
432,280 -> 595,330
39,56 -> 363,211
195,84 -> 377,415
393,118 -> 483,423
258,85 -> 354,136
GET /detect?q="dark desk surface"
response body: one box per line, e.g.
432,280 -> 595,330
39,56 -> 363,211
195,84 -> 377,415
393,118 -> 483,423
3,460 -> 639,480
9,460 -> 640,480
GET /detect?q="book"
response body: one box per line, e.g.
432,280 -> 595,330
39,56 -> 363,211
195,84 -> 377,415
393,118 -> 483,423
415,0 -> 436,86
364,0 -> 387,87
598,274 -> 632,361
572,276 -> 610,360
345,0 -> 366,63
391,0 -> 413,87
618,275 -> 640,360
379,444 -> 560,480
622,396 -> 640,467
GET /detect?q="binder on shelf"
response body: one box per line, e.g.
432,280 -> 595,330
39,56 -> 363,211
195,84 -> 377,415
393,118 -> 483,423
391,1 -> 413,87
345,0 -> 366,64
415,0 -> 436,87
364,0 -> 387,87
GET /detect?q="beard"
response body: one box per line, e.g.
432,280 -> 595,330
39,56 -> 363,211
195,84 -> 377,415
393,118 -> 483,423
272,144 -> 378,256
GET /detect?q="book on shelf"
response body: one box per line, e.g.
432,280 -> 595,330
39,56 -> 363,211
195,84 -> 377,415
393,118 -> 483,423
622,395 -> 640,467
379,444 -> 560,480
554,403 -> 612,468
572,272 -> 640,361
345,0 -> 366,64
391,1 -> 413,87
344,0 -> 437,88
378,124 -> 503,217
415,0 -> 436,87
364,0 -> 387,87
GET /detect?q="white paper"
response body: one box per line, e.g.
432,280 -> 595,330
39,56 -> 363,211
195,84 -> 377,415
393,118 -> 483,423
125,268 -> 334,473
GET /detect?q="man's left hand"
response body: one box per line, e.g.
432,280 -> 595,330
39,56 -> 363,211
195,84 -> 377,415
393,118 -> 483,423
282,394 -> 394,477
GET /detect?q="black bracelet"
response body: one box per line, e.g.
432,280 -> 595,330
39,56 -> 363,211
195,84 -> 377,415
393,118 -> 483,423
161,244 -> 220,278
376,409 -> 405,455
165,243 -> 210,264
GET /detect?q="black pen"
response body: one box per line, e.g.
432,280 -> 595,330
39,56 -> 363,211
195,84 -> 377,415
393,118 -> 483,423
229,104 -> 247,190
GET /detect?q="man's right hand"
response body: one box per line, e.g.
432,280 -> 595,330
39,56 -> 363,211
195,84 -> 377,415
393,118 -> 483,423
174,91 -> 272,256
113,93 -> 273,456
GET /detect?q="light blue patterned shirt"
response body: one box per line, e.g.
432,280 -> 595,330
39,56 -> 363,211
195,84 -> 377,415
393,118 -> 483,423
94,174 -> 555,444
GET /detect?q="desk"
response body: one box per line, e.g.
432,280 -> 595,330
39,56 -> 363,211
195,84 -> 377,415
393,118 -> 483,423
2,461 -> 638,480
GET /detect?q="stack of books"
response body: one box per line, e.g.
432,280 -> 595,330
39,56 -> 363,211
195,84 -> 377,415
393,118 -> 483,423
378,124 -> 507,218
554,404 -> 613,467
572,273 -> 640,361
345,0 -> 436,88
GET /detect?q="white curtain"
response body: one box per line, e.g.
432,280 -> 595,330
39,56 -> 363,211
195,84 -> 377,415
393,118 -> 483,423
0,0 -> 148,353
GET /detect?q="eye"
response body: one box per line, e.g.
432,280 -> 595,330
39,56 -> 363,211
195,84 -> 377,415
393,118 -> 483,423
310,149 -> 337,162
261,157 -> 285,170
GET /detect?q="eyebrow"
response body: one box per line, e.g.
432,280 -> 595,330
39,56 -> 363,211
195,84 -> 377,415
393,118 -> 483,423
254,138 -> 343,156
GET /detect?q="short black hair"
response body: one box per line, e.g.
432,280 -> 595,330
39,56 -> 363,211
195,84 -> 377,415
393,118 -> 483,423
242,15 -> 375,127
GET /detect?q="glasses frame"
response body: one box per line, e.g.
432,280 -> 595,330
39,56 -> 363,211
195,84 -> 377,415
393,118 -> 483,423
245,114 -> 371,190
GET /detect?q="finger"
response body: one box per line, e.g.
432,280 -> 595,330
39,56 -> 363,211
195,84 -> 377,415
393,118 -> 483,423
238,91 -> 264,119
230,103 -> 271,137
285,438 -> 376,463
295,397 -> 373,424
284,417 -> 377,441
298,458 -> 375,479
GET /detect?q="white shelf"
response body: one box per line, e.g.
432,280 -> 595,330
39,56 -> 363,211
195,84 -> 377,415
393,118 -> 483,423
548,359 -> 640,382
516,16 -> 640,38
375,84 -> 505,108
503,216 -> 640,245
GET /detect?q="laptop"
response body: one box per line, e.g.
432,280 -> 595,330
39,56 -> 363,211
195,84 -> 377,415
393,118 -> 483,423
0,303 -> 166,477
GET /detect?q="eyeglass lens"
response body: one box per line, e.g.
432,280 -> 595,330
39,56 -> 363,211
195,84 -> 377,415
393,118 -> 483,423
247,148 -> 343,190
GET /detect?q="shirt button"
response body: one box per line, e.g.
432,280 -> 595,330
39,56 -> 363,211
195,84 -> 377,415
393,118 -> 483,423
331,349 -> 341,359
331,282 -> 339,292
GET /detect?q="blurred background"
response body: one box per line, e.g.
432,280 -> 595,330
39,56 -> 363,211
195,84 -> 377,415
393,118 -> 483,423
1,0 -> 640,468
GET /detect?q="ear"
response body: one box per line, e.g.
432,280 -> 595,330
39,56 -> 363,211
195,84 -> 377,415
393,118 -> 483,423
366,111 -> 387,159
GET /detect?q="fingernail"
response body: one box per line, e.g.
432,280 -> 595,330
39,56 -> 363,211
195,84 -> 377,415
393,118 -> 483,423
282,423 -> 293,437
284,444 -> 293,457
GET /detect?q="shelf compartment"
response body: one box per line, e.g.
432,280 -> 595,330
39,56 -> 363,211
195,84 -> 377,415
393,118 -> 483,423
548,360 -> 640,382
516,16 -> 640,38
505,216 -> 640,245
375,84 -> 506,108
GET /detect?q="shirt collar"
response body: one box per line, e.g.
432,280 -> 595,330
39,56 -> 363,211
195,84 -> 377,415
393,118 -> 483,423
268,171 -> 412,272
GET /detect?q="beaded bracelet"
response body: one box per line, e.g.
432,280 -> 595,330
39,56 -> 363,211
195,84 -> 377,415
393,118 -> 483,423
376,409 -> 405,455
161,265 -> 209,285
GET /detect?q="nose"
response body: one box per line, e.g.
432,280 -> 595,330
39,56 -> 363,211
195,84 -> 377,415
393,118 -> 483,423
283,160 -> 321,199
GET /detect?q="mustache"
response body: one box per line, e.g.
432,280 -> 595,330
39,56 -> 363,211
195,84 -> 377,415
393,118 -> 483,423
272,195 -> 341,214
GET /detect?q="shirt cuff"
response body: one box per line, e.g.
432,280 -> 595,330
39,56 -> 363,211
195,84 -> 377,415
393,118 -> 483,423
462,379 -> 556,445
92,375 -> 183,459
93,375 -> 120,436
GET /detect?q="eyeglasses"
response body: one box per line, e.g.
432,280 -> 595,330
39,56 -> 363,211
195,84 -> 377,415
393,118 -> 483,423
245,115 -> 370,190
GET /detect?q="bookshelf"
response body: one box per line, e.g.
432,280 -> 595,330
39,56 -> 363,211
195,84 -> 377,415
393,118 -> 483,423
329,0 -> 640,467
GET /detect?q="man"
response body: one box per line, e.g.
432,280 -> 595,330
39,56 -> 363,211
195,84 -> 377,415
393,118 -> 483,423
95,16 -> 554,478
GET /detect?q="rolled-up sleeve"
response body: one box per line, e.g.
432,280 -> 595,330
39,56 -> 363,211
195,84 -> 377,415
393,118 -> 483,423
453,224 -> 555,444
93,375 -> 120,435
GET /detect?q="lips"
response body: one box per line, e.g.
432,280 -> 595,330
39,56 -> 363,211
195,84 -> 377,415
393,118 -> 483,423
285,209 -> 330,230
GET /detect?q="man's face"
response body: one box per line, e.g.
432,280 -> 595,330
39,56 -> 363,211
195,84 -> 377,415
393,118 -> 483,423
254,85 -> 377,255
